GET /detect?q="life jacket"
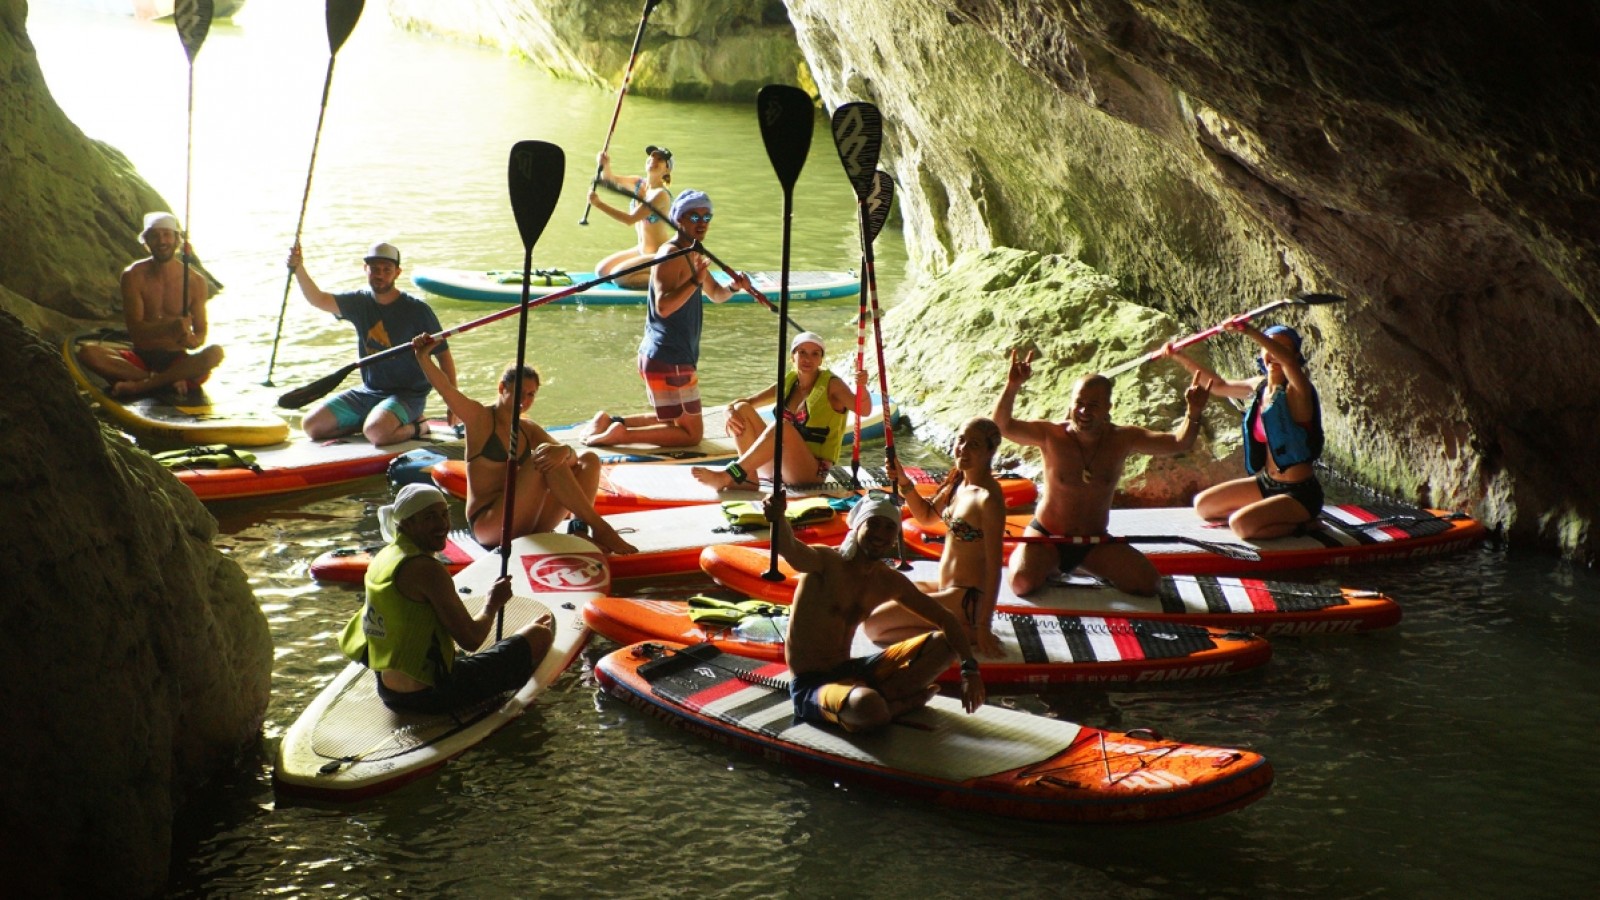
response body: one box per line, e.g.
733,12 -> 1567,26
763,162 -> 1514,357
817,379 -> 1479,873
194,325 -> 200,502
720,496 -> 838,529
774,371 -> 848,465
493,268 -> 571,286
339,534 -> 455,686
1242,381 -> 1323,474
686,595 -> 788,626
151,444 -> 260,473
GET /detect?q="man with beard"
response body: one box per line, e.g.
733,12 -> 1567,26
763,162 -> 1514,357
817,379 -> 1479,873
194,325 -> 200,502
768,493 -> 986,734
584,189 -> 752,449
80,212 -> 223,397
994,349 -> 1210,596
287,240 -> 456,445
338,484 -> 554,714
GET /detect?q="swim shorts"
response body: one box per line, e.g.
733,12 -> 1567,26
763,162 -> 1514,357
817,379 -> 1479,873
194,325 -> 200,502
638,355 -> 701,420
1253,470 -> 1325,517
374,635 -> 534,716
789,632 -> 935,732
323,386 -> 426,433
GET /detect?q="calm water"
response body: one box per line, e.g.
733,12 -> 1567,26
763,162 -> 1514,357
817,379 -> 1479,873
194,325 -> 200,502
29,5 -> 1600,898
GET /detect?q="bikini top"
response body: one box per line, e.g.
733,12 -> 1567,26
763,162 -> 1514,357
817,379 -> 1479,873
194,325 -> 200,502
943,506 -> 984,542
469,423 -> 534,464
633,181 -> 660,224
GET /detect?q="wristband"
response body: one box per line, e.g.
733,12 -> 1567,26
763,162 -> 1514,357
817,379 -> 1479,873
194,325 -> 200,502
960,657 -> 979,675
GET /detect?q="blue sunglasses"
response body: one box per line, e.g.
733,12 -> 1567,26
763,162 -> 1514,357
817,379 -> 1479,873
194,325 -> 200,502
686,212 -> 713,224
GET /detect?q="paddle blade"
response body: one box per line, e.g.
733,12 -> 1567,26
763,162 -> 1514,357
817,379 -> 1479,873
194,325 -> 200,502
509,141 -> 566,252
757,84 -> 815,191
830,102 -> 883,201
1296,292 -> 1347,305
174,0 -> 214,62
278,364 -> 355,409
864,170 -> 895,246
326,0 -> 366,55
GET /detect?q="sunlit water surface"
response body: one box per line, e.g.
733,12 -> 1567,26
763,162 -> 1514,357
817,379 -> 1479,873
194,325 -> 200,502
27,4 -> 1600,897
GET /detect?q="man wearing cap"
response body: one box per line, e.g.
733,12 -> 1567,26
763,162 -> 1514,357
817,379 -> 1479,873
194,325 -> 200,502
338,484 -> 554,714
766,492 -> 985,733
995,351 -> 1210,597
585,189 -> 752,448
287,241 -> 456,445
78,212 -> 223,397
587,145 -> 675,289
690,330 -> 869,489
1160,318 -> 1325,539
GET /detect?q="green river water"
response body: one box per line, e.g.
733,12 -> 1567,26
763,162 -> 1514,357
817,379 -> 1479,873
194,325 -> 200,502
27,3 -> 1600,897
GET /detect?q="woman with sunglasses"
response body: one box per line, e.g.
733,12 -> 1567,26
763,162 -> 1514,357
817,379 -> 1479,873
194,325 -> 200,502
587,145 -> 675,289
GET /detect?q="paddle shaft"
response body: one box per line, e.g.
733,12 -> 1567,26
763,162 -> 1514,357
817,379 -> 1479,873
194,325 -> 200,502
580,0 -> 661,225
1103,293 -> 1345,380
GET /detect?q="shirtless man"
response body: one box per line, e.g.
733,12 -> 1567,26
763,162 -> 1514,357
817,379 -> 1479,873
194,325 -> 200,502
994,349 -> 1209,596
80,212 -> 222,397
770,494 -> 985,734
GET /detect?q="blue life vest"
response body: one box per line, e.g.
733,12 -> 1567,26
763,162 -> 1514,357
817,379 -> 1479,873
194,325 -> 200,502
1242,382 -> 1323,474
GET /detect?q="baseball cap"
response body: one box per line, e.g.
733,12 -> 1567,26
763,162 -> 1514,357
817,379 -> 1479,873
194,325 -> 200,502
365,242 -> 401,265
789,331 -> 825,354
141,212 -> 180,236
645,145 -> 674,170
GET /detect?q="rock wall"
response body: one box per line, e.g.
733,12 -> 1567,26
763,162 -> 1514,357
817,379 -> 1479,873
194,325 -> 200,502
0,311 -> 273,897
389,0 -> 810,100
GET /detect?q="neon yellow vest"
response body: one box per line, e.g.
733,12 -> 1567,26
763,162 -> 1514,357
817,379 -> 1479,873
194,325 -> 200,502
777,371 -> 847,465
339,533 -> 455,686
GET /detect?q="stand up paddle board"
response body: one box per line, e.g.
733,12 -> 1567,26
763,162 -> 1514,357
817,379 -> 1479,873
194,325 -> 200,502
699,547 -> 1402,635
412,267 -> 859,305
596,641 -> 1274,823
311,528 -> 490,584
275,532 -> 607,802
900,502 -> 1485,575
587,464 -> 1038,515
64,330 -> 290,447
583,596 -> 1271,685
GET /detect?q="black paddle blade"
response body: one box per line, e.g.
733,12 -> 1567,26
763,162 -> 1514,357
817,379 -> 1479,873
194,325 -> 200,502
508,141 -> 566,252
757,84 -> 815,192
174,0 -> 214,62
864,170 -> 895,246
278,363 -> 355,409
326,0 -> 366,55
1296,292 -> 1347,305
830,102 -> 883,202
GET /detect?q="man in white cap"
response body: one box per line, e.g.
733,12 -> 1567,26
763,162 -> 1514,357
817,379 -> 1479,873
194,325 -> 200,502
767,492 -> 985,733
584,189 -> 752,448
586,144 -> 675,289
287,240 -> 457,445
690,330 -> 869,489
78,211 -> 223,397
338,484 -> 554,714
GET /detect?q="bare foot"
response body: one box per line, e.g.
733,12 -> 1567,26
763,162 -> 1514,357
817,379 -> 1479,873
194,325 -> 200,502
584,421 -> 627,446
690,465 -> 736,490
109,377 -> 153,398
593,524 -> 638,555
584,411 -> 613,439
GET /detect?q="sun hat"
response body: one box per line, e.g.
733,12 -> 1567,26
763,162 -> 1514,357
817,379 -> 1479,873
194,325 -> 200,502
378,483 -> 446,541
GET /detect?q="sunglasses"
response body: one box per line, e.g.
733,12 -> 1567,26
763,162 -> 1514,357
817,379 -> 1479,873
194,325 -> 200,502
685,212 -> 713,224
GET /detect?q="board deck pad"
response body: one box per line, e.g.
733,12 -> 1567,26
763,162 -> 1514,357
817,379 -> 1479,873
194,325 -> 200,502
594,463 -> 1036,513
412,267 -> 859,305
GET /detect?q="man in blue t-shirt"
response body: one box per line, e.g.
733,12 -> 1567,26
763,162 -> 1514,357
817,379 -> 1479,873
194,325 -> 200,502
287,241 -> 456,445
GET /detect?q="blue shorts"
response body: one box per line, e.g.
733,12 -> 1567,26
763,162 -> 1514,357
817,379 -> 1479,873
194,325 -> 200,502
323,387 -> 426,432
789,632 -> 935,732
374,636 -> 534,716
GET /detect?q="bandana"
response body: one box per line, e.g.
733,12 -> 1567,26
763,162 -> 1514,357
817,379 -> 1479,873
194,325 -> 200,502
378,483 -> 447,542
839,494 -> 899,561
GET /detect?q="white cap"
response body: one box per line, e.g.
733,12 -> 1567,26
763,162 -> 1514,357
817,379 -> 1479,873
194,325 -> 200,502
141,212 -> 180,236
377,483 -> 446,541
365,242 -> 401,265
789,331 -> 825,354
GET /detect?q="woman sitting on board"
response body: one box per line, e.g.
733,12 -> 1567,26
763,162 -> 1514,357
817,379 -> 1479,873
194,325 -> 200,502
861,418 -> 1008,659
1161,320 -> 1324,540
690,331 -> 870,490
586,146 -> 675,289
410,334 -> 637,556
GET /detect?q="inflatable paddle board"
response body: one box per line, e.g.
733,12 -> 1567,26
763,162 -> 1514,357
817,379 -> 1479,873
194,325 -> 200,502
582,596 -> 1271,685
596,641 -> 1274,823
412,267 -> 859,305
311,528 -> 490,584
64,330 -> 290,447
587,464 -> 1038,515
900,502 -> 1486,575
275,532 -> 606,802
699,547 -> 1402,636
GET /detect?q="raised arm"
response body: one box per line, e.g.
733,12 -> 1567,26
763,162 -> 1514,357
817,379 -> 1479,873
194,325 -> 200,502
1158,340 -> 1255,400
411,334 -> 479,423
286,244 -> 338,315
1127,371 -> 1210,457
764,494 -> 829,573
993,348 -> 1053,447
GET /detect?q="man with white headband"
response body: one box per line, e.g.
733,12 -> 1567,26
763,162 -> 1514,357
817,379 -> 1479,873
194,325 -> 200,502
691,330 -> 870,490
767,492 -> 985,733
78,211 -> 223,397
338,484 -> 554,714
584,188 -> 752,449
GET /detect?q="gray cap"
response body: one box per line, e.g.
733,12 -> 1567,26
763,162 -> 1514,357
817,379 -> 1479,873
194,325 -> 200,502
365,242 -> 401,265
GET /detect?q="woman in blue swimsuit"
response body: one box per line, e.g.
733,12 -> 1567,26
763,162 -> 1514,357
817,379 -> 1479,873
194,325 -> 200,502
863,417 -> 1008,658
587,146 -> 675,289
411,334 -> 636,555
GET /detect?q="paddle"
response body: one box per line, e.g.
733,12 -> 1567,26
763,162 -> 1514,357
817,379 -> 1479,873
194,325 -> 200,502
830,102 -> 884,488
594,178 -> 812,334
277,245 -> 693,409
1102,292 -> 1346,380
173,0 -> 213,318
858,170 -> 910,568
263,0 -> 367,386
580,0 -> 662,225
756,83 -> 814,581
493,140 -> 565,639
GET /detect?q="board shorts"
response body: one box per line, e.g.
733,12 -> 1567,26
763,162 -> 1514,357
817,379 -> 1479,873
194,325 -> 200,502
1254,470 -> 1325,517
120,348 -> 207,390
638,355 -> 701,420
373,635 -> 534,716
323,386 -> 426,432
1026,518 -> 1095,573
789,632 -> 936,733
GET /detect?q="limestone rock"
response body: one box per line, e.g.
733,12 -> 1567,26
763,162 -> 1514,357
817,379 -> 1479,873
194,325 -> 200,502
0,310 -> 273,898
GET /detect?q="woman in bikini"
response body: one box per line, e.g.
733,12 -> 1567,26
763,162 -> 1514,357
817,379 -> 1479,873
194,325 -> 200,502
586,146 -> 675,289
410,334 -> 636,555
862,417 -> 1008,658
1162,319 -> 1324,540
